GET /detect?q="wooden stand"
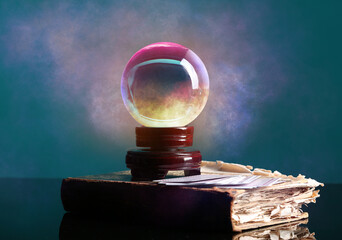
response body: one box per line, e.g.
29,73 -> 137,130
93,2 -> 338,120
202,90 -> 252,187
126,126 -> 202,180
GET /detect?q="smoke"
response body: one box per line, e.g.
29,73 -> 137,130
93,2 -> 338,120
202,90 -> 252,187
1,0 -> 286,155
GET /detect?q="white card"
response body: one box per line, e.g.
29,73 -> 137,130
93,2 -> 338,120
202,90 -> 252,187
154,174 -> 284,189
153,174 -> 231,183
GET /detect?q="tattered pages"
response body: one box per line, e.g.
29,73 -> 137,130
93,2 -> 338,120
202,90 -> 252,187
164,161 -> 323,231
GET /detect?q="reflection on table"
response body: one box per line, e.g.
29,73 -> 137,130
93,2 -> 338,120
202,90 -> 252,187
233,219 -> 315,240
59,213 -> 315,240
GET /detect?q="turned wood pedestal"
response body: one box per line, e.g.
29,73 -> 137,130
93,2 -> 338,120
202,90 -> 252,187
125,126 -> 202,180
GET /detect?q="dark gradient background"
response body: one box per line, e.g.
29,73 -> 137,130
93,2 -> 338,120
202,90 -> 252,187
0,0 -> 341,183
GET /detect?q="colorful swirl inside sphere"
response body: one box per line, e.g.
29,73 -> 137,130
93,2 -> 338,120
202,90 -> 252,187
121,42 -> 209,127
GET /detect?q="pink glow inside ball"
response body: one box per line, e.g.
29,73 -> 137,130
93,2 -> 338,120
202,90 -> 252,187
121,42 -> 209,127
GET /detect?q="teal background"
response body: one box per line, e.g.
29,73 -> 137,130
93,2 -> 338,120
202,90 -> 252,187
0,0 -> 341,183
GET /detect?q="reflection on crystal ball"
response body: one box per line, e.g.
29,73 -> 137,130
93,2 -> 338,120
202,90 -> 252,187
121,42 -> 209,127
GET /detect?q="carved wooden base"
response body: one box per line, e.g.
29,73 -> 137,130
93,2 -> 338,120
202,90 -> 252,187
125,126 -> 202,180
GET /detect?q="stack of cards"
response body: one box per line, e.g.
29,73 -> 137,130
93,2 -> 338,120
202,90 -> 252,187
154,174 -> 285,189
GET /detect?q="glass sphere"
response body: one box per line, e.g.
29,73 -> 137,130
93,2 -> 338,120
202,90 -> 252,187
121,42 -> 209,127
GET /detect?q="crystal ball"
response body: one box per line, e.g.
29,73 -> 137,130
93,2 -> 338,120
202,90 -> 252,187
121,42 -> 209,127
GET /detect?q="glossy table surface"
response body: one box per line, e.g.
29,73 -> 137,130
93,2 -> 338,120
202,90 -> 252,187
0,178 -> 340,239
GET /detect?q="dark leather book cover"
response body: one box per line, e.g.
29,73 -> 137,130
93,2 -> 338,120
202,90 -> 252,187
61,171 -> 238,231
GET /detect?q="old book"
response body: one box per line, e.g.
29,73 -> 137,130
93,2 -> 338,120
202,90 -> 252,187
61,161 -> 322,231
